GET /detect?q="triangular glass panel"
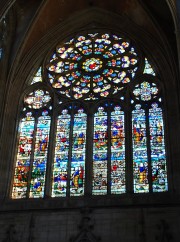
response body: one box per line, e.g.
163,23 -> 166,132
30,67 -> 42,85
143,58 -> 156,76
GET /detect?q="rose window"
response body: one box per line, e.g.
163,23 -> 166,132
46,33 -> 139,99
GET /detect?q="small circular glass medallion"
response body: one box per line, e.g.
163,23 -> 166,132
82,58 -> 103,72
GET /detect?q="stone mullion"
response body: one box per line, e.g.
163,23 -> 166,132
145,108 -> 153,193
125,91 -> 133,194
107,106 -> 111,195
44,108 -> 56,198
85,109 -> 93,196
67,109 -> 74,197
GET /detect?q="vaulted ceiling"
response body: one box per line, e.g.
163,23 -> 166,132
1,0 -> 177,68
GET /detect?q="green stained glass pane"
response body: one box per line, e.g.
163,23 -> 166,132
132,105 -> 149,193
12,113 -> 35,199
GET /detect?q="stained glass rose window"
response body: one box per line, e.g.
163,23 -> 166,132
46,33 -> 139,99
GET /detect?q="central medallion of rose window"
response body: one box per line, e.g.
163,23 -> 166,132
82,58 -> 103,72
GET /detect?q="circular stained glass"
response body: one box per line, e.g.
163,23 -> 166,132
46,33 -> 139,99
133,81 -> 159,101
82,58 -> 103,72
24,89 -> 51,109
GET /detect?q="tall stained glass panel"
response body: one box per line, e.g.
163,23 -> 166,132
93,107 -> 108,195
70,108 -> 87,196
149,103 -> 168,192
111,106 -> 126,194
132,105 -> 149,193
12,113 -> 35,199
52,109 -> 70,197
30,111 -> 51,198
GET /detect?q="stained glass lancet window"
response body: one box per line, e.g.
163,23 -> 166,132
93,106 -> 108,195
131,76 -> 167,193
92,104 -> 125,195
132,105 -> 148,193
12,90 -> 51,198
71,108 -> 86,196
12,32 -> 168,199
149,103 -> 167,192
12,112 -> 35,198
52,106 -> 87,197
30,111 -> 51,198
52,109 -> 70,197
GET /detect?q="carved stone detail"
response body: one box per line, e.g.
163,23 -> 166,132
70,208 -> 100,242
